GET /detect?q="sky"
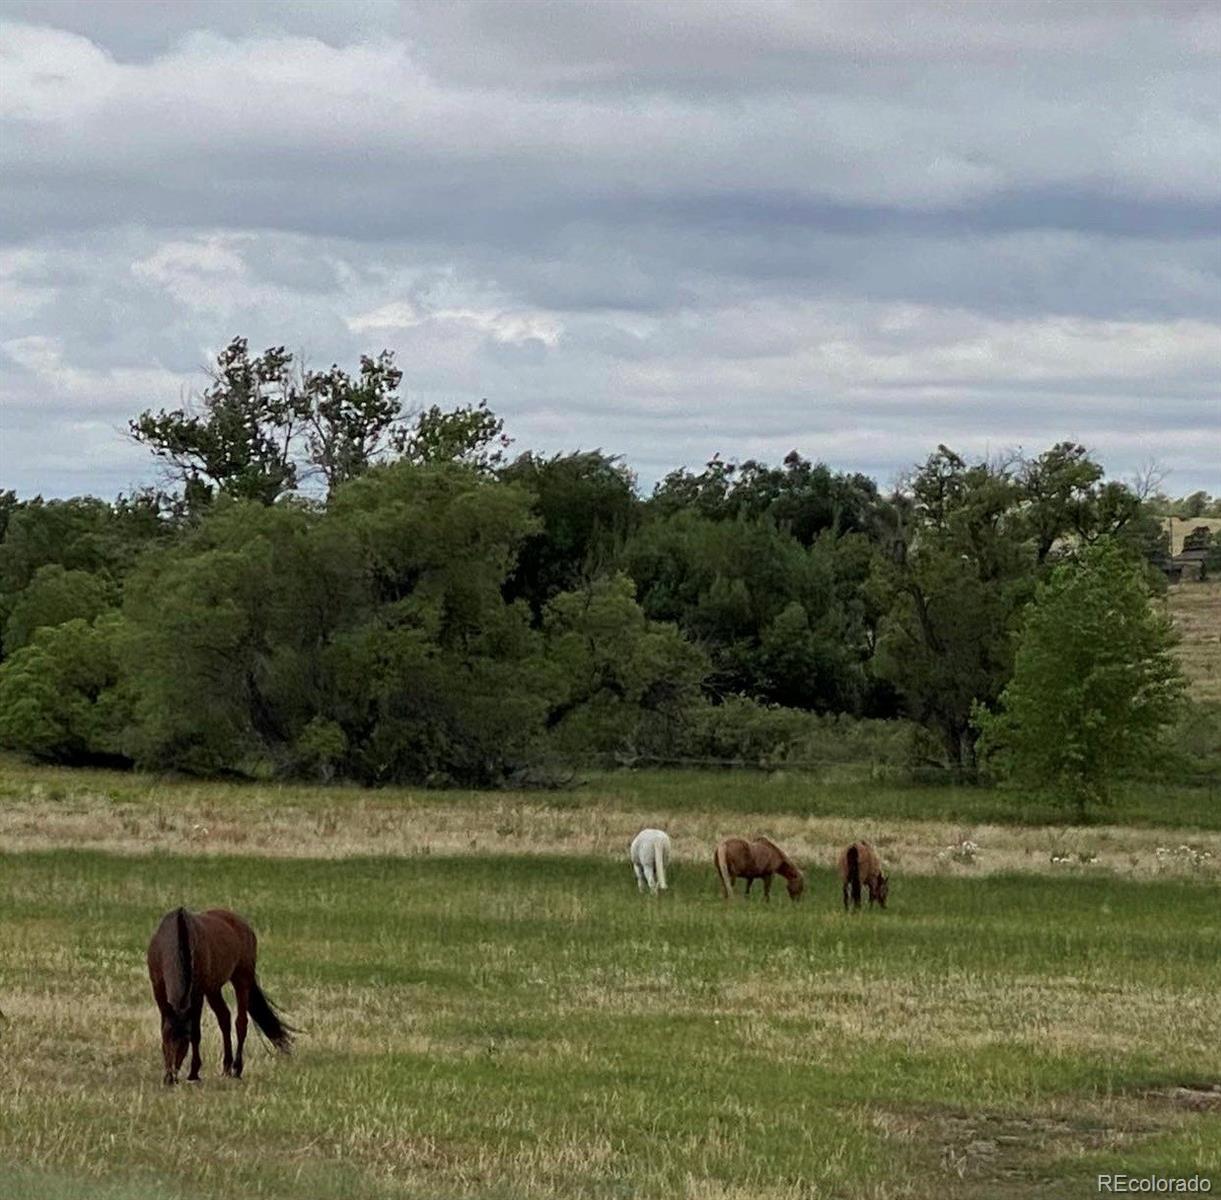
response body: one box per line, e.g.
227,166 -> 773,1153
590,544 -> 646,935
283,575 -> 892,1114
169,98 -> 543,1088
1,0 -> 1219,500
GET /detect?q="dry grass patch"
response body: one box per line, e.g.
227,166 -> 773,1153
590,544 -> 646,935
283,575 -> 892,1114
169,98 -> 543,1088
879,1090 -> 1221,1199
1167,580 -> 1221,703
2,782 -> 1219,882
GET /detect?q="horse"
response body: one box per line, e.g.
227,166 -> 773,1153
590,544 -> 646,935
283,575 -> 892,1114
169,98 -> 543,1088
147,906 -> 294,1085
838,840 -> 889,910
714,837 -> 805,901
629,828 -> 671,894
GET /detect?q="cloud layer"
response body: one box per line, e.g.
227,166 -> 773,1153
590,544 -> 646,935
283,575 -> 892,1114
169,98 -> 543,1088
1,0 -> 1218,497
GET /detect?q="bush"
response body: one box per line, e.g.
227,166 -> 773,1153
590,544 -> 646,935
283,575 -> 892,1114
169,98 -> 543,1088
1159,700 -> 1221,784
0,615 -> 130,764
291,717 -> 348,782
676,695 -> 913,773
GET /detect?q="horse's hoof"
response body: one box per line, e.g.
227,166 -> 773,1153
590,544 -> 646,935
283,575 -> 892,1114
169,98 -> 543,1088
163,1076 -> 176,1087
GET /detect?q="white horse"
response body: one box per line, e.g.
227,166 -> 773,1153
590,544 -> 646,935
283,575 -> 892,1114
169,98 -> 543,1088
629,828 -> 671,895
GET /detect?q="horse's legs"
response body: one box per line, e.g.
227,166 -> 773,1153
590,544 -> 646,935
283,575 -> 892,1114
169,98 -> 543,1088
207,989 -> 234,1076
186,996 -> 204,1082
153,977 -> 179,1085
173,1032 -> 189,1078
744,877 -> 754,897
842,881 -> 850,911
161,1019 -> 179,1084
763,874 -> 773,902
641,860 -> 657,894
232,974 -> 250,1079
632,861 -> 647,892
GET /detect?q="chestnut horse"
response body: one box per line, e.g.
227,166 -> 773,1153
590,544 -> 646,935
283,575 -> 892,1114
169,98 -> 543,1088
714,837 -> 805,901
147,907 -> 294,1085
838,841 -> 889,910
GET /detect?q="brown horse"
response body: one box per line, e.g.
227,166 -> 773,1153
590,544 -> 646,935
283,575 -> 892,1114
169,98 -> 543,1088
714,837 -> 805,901
147,907 -> 294,1085
838,841 -> 888,910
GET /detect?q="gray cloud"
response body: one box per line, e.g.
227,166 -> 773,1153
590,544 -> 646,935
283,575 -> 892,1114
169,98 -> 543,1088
0,0 -> 1218,499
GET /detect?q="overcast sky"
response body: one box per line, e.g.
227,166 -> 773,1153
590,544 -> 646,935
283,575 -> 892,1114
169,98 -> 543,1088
2,0 -> 1219,499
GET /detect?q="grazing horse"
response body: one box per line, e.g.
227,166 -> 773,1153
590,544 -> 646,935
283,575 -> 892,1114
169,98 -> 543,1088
838,841 -> 889,910
147,907 -> 294,1085
629,828 -> 671,894
714,837 -> 805,901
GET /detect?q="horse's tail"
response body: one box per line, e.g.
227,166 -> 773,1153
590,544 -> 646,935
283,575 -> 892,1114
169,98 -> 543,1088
247,980 -> 296,1053
171,907 -> 193,1014
653,837 -> 668,891
714,841 -> 733,899
846,845 -> 862,907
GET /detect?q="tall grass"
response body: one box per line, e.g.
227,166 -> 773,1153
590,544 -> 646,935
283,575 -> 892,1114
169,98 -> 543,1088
2,753 -> 1218,831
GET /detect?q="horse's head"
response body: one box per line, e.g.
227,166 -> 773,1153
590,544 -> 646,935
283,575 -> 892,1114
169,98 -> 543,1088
786,871 -> 805,901
873,873 -> 889,908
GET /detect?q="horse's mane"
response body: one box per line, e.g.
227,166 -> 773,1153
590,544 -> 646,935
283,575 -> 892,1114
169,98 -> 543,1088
754,836 -> 802,877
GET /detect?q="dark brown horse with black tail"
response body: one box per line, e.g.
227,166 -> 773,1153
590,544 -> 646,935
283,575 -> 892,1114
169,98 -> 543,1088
147,907 -> 294,1085
838,841 -> 889,910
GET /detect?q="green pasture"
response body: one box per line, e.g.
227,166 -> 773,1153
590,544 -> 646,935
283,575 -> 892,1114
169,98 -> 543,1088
1,849 -> 1218,1199
2,753 -> 1219,832
582,769 -> 1221,830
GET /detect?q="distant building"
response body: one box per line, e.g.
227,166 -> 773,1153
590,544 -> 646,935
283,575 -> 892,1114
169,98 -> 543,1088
1159,524 -> 1214,583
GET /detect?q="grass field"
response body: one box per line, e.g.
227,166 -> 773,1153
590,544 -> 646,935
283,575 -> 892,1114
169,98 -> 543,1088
2,760 -> 1220,1198
1167,580 -> 1221,705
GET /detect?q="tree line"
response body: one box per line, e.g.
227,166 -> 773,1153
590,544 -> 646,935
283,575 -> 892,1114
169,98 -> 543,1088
0,338 -> 1194,811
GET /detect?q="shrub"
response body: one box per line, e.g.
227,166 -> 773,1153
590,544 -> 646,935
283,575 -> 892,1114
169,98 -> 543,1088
0,615 -> 130,764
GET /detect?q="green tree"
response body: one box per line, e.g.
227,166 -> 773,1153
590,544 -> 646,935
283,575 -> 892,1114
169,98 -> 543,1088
0,494 -> 171,659
869,448 -> 1029,768
0,615 -> 131,764
0,490 -> 18,543
651,451 -> 879,545
0,497 -> 127,595
130,339 -> 417,508
543,573 -> 707,759
1181,491 -> 1211,519
1017,442 -> 1166,565
869,443 -> 1160,769
976,539 -> 1187,815
2,564 -> 117,654
397,399 -> 512,471
625,508 -> 875,713
302,352 -> 406,497
1017,442 -> 1107,565
324,462 -> 552,785
131,338 -> 306,508
121,498 -> 364,775
501,451 -> 640,616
